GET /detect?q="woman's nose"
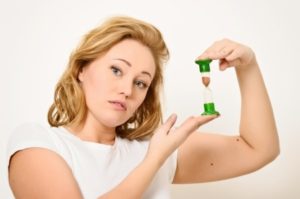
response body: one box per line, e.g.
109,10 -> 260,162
118,78 -> 133,97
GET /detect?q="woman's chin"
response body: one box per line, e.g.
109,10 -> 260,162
101,117 -> 129,128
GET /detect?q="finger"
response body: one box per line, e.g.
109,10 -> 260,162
197,47 -> 235,61
219,58 -> 241,70
227,59 -> 242,67
219,46 -> 235,58
219,59 -> 229,71
225,47 -> 243,62
160,114 -> 177,134
196,39 -> 234,60
169,115 -> 218,146
196,41 -> 223,60
217,45 -> 245,68
197,52 -> 223,61
177,115 -> 218,136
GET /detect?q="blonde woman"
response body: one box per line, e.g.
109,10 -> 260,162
7,16 -> 279,199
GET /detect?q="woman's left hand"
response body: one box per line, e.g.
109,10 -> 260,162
196,38 -> 257,71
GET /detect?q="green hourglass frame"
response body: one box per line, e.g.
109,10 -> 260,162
195,59 -> 220,116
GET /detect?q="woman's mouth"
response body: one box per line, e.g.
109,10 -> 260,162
108,100 -> 127,111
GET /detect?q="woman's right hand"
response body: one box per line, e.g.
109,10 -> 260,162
146,114 -> 218,165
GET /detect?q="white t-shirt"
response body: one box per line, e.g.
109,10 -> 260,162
6,123 -> 178,199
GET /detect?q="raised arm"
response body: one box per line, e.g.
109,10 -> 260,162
9,115 -> 217,199
173,39 -> 280,183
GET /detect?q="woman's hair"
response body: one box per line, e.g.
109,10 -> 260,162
48,16 -> 169,140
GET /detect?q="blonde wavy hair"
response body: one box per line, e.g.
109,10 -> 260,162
48,16 -> 169,140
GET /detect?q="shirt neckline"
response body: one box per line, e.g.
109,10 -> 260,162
56,126 -> 118,150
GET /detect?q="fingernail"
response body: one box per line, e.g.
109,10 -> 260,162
207,114 -> 220,119
169,113 -> 177,120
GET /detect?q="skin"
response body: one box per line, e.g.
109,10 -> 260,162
8,38 -> 279,199
70,39 -> 156,144
174,39 -> 279,183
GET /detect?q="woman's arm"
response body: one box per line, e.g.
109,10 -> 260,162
98,114 -> 217,199
9,148 -> 84,199
9,115 -> 217,199
173,39 -> 280,183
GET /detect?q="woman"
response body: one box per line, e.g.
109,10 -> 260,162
7,16 -> 279,199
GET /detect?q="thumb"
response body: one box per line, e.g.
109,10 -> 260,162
219,58 -> 241,70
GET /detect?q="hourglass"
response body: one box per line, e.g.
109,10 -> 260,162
195,59 -> 220,115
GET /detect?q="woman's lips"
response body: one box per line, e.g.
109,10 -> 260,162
108,100 -> 127,111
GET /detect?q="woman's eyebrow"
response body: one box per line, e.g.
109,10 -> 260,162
141,71 -> 152,78
113,58 -> 152,78
113,58 -> 131,67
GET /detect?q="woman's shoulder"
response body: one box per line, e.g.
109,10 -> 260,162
8,122 -> 54,143
6,123 -> 60,159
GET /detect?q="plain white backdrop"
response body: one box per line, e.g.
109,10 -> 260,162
1,0 -> 299,198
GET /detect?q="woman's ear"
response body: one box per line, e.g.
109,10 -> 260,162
78,67 -> 85,82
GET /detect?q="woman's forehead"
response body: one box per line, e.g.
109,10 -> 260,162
105,39 -> 156,75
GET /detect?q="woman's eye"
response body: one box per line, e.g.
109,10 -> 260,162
135,80 -> 148,89
111,66 -> 122,76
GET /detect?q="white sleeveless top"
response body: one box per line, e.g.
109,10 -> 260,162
6,123 -> 177,199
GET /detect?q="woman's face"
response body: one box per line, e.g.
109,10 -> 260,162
78,39 -> 155,128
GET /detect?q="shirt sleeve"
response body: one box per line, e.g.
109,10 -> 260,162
6,123 -> 59,168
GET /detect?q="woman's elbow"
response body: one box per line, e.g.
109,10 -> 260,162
263,140 -> 280,165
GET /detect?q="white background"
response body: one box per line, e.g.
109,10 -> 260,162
1,0 -> 299,198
